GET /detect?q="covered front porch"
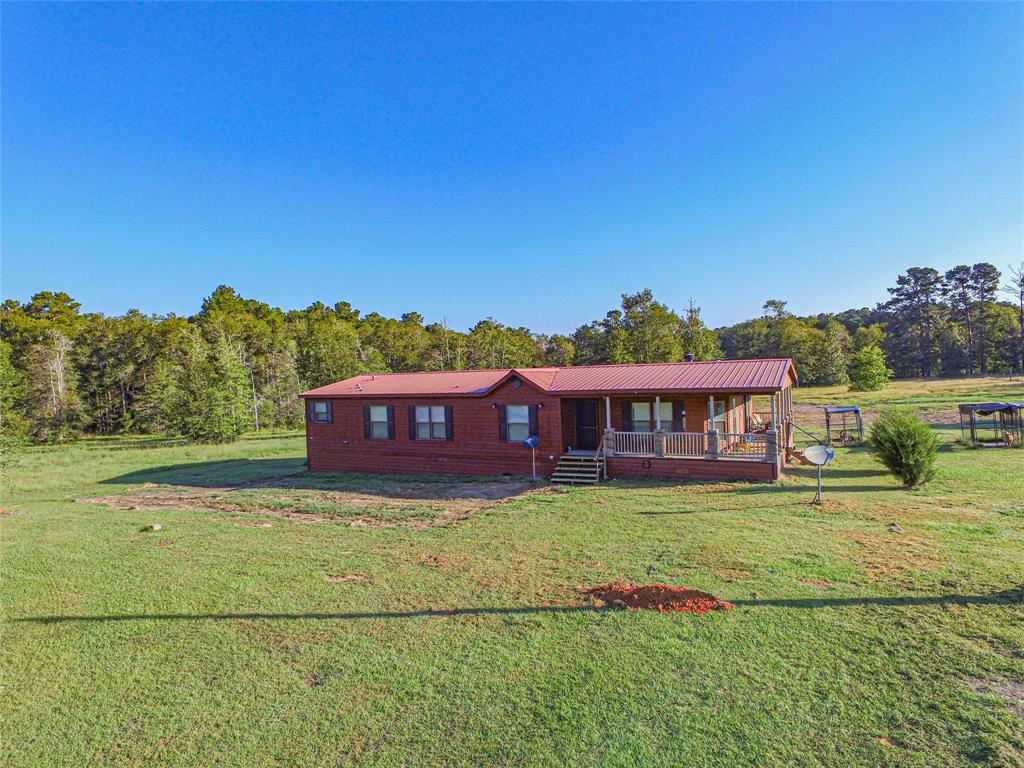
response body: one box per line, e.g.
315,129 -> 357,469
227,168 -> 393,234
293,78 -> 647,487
558,389 -> 793,467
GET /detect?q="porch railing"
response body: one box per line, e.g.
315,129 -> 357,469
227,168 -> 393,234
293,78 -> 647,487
718,432 -> 769,460
613,431 -> 654,456
663,431 -> 707,457
607,429 -> 774,461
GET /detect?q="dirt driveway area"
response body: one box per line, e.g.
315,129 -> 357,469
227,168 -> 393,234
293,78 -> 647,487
79,475 -> 548,529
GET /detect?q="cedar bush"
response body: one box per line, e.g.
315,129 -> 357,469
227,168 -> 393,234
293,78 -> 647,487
868,409 -> 940,488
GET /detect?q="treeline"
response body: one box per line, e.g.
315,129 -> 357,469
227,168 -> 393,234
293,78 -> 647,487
2,262 -> 1022,443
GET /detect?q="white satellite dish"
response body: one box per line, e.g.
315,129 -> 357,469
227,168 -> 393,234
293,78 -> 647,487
802,444 -> 835,505
803,444 -> 835,466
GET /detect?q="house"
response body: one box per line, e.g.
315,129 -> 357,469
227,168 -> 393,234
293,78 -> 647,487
300,358 -> 797,484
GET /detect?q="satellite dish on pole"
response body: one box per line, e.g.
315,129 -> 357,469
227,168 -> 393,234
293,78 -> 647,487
802,444 -> 835,505
523,436 -> 539,479
803,445 -> 834,466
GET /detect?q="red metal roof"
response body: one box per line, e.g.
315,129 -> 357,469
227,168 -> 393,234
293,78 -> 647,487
546,359 -> 796,394
301,359 -> 796,398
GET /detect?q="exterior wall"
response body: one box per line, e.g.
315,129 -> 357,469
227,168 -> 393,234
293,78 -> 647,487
304,378 -> 562,477
608,455 -> 778,481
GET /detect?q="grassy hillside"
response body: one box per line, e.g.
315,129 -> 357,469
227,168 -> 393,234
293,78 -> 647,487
2,379 -> 1023,767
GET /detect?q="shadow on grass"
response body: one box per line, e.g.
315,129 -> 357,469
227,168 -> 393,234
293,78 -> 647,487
638,501 -> 812,515
101,458 -> 544,500
102,458 -> 310,488
15,585 -> 1022,624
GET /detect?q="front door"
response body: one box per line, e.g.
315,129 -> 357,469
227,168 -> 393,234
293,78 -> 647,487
575,399 -> 600,450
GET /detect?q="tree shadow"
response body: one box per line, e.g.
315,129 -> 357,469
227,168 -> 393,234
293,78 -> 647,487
102,458 -> 311,488
13,585 -> 1021,625
100,458 -> 544,501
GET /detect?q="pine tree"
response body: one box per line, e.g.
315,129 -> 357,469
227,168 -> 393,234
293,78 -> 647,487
678,299 -> 723,361
814,319 -> 850,386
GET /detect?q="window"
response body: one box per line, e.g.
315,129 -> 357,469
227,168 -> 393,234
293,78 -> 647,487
631,401 -> 674,431
415,405 -> 447,440
658,401 -> 674,430
369,406 -> 389,439
310,400 -> 332,424
711,400 -> 727,433
506,405 -> 530,443
631,402 -> 652,432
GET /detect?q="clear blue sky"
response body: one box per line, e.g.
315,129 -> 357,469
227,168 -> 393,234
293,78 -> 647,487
3,3 -> 1021,332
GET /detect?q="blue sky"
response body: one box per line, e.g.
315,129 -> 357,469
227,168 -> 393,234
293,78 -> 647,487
3,3 -> 1021,332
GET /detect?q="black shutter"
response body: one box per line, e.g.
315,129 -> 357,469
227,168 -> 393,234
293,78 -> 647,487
363,405 -> 371,438
307,400 -> 313,423
444,405 -> 454,441
497,405 -> 508,441
327,401 -> 333,424
621,400 -> 633,432
408,405 -> 417,440
387,406 -> 395,439
528,404 -> 539,438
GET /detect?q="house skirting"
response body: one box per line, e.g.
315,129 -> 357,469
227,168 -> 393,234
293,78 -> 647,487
606,455 -> 779,482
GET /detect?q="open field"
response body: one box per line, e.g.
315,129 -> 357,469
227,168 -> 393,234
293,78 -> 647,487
3,378 -> 1023,767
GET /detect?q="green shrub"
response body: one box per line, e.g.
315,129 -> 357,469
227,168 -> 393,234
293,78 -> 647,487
868,410 -> 940,488
849,345 -> 893,391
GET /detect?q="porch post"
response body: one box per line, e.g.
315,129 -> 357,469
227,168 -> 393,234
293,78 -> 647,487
765,430 -> 778,464
770,392 -> 777,435
603,396 -> 615,456
707,395 -> 718,458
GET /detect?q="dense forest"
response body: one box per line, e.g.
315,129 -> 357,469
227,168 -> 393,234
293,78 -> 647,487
2,262 -> 1022,443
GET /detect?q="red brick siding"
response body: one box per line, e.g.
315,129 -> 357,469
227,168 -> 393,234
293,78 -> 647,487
305,378 -> 562,477
608,456 -> 777,481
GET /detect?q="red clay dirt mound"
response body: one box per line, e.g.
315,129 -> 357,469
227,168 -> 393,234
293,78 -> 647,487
583,582 -> 734,615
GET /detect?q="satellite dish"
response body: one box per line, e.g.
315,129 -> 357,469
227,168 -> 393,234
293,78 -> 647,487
803,444 -> 835,466
803,444 -> 834,505
522,436 -> 539,479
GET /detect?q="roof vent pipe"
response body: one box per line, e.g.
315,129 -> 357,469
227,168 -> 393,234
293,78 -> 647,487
684,353 -> 695,362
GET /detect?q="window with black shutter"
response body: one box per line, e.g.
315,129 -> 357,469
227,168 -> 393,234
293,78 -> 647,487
412,405 -> 448,440
505,405 -> 530,442
310,400 -> 333,424
365,405 -> 391,439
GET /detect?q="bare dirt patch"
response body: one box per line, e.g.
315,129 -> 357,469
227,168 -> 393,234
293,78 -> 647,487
968,677 -> 1024,719
325,573 -> 369,585
583,582 -> 735,615
78,477 -> 548,529
842,527 -> 935,579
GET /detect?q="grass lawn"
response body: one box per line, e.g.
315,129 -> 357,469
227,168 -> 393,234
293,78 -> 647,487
3,378 -> 1023,767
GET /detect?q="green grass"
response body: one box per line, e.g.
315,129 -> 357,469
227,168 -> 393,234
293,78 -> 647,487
792,375 -> 1024,422
3,381 -> 1024,767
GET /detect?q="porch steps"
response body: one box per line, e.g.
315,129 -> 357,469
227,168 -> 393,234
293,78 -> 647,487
550,453 -> 604,485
